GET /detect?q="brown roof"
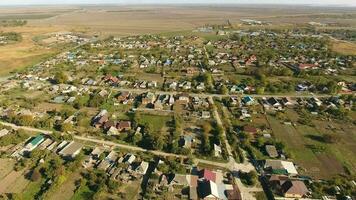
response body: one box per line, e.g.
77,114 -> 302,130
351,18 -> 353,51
117,121 -> 131,129
282,180 -> 308,197
97,115 -> 108,125
103,120 -> 117,130
225,184 -> 242,200
243,125 -> 257,134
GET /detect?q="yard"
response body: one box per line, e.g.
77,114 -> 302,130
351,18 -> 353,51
49,171 -> 82,200
137,113 -> 173,134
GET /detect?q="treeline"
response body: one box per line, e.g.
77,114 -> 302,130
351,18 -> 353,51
0,32 -> 23,42
0,20 -> 27,27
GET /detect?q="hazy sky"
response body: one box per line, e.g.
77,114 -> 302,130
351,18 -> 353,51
0,0 -> 355,6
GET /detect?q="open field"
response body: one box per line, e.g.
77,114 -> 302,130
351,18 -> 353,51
267,109 -> 356,179
0,26 -> 64,76
0,166 -> 30,194
331,40 -> 356,55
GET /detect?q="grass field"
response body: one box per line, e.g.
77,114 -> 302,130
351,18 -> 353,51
0,26 -> 62,76
138,113 -> 173,133
49,172 -> 81,200
331,40 -> 356,55
70,185 -> 94,200
267,109 -> 356,179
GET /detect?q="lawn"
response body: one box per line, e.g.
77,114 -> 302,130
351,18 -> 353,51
137,113 -> 172,134
70,185 -> 94,200
20,179 -> 45,200
118,179 -> 141,199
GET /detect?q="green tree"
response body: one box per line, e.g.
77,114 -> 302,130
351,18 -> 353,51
54,71 -> 68,84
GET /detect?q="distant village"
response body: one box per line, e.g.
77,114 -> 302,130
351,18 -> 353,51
0,27 -> 355,200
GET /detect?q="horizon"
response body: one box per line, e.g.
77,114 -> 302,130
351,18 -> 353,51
0,0 -> 356,7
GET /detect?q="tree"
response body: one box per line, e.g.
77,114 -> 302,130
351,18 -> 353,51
54,71 -> 68,84
30,168 -> 41,182
220,85 -> 228,95
59,123 -> 73,132
323,134 -> 340,144
15,115 -> 34,126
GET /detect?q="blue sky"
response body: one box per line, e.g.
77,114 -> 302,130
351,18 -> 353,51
0,0 -> 355,6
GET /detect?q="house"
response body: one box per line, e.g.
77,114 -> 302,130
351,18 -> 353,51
58,141 -> 83,159
198,180 -> 220,199
107,126 -> 119,136
177,93 -> 190,104
168,95 -> 175,105
225,184 -> 243,200
123,153 -> 136,164
0,129 -> 9,138
134,161 -> 149,175
39,138 -> 53,150
196,83 -> 205,90
97,159 -> 111,171
117,121 -> 131,132
267,97 -> 281,108
201,111 -> 211,119
142,92 -> 156,105
90,147 -> 103,159
214,144 -> 222,157
154,101 -> 163,110
298,63 -> 317,70
281,180 -> 308,198
52,96 -> 67,104
103,120 -> 117,130
270,176 -> 308,198
106,151 -> 118,163
24,134 -> 44,152
179,135 -> 194,148
185,67 -> 199,76
280,97 -> 295,107
265,145 -> 279,158
199,169 -> 216,182
242,96 -> 254,105
265,160 -> 298,176
243,125 -> 258,136
92,110 -> 109,128
116,91 -> 130,103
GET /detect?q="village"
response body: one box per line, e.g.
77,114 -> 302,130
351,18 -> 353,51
0,27 -> 355,200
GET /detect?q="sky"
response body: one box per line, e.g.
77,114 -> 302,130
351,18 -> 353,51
0,0 -> 355,6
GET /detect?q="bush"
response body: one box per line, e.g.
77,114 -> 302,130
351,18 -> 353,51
240,170 -> 258,186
